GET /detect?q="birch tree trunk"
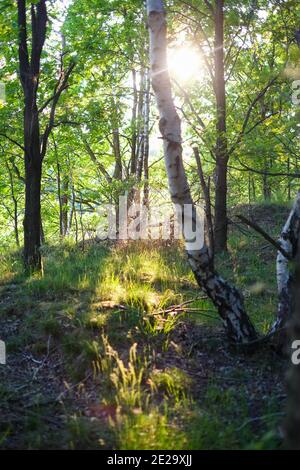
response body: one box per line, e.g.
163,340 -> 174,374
147,0 -> 257,344
136,68 -> 145,181
271,192 -> 300,336
130,69 -> 138,175
143,67 -> 150,209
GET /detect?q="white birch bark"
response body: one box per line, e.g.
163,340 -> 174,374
271,191 -> 300,333
147,0 -> 257,343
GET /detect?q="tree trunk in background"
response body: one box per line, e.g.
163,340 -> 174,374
110,100 -> 122,236
112,127 -> 122,180
68,179 -> 76,236
23,99 -> 42,268
251,177 -> 256,202
18,1 -> 73,263
287,156 -> 291,201
79,193 -> 84,248
112,125 -> 121,237
55,132 -> 70,238
147,0 -> 257,344
6,161 -> 20,247
57,161 -> 69,238
143,67 -> 150,209
213,0 -> 228,253
128,67 -> 150,234
136,68 -> 145,181
110,97 -> 122,181
262,156 -> 272,201
73,186 -> 78,245
259,97 -> 272,202
40,218 -> 45,245
60,177 -> 69,236
193,147 -> 214,259
18,0 -> 47,271
130,69 -> 138,175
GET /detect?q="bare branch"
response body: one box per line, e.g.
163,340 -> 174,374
40,62 -> 75,159
228,157 -> 300,178
38,85 -> 69,114
203,0 -> 214,16
82,137 -> 112,183
173,79 -> 206,129
180,0 -> 210,18
0,132 -> 25,152
228,76 -> 278,155
9,157 -> 25,184
237,214 -> 292,260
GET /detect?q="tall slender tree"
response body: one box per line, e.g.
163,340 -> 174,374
213,0 -> 228,252
17,0 -> 47,270
17,0 -> 73,270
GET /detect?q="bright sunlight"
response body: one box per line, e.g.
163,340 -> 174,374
168,46 -> 203,83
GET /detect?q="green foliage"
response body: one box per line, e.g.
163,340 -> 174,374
116,410 -> 188,450
0,0 -> 296,451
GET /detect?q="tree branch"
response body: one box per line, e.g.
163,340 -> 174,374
236,214 -> 292,260
0,132 -> 25,152
82,137 -> 112,183
228,76 -> 278,155
38,85 -> 69,114
40,62 -> 75,159
228,158 -> 300,178
9,157 -> 25,184
173,78 -> 206,129
203,0 -> 214,16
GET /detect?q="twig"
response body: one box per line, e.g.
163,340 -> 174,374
156,297 -> 208,315
32,335 -> 51,380
236,412 -> 285,432
185,310 -> 218,320
0,132 -> 25,152
236,214 -> 292,260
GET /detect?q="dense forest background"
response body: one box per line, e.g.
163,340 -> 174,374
0,0 -> 300,451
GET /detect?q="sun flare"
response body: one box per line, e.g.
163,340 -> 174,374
168,46 -> 203,83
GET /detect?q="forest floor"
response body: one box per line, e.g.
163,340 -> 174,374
0,203 -> 291,449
